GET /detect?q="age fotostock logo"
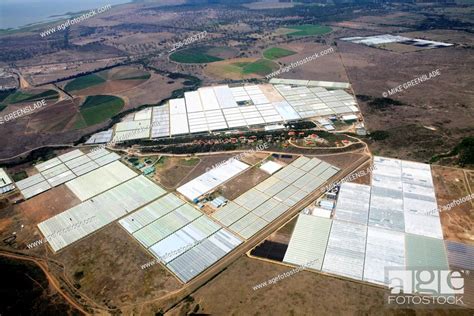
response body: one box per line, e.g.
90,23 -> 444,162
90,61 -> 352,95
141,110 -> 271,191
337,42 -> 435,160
386,268 -> 467,307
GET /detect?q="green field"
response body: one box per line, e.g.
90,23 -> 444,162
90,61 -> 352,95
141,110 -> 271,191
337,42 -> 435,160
118,73 -> 151,81
64,74 -> 106,92
11,171 -> 28,182
170,46 -> 225,64
179,157 -> 200,166
3,89 -> 59,104
0,90 -> 13,102
241,59 -> 279,76
23,90 -> 58,101
75,95 -> 124,128
4,91 -> 35,104
218,59 -> 279,77
263,47 -> 296,60
108,68 -> 151,81
286,24 -> 332,36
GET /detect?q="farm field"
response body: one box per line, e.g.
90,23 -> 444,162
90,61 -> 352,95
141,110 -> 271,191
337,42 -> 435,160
258,42 -> 348,82
106,67 -> 151,81
241,59 -> 279,76
64,67 -> 150,94
19,58 -> 129,86
250,216 -> 298,262
0,185 -> 80,254
74,95 -> 124,128
205,58 -> 279,79
216,166 -> 270,201
64,74 -> 106,92
170,46 -> 238,64
1,89 -> 59,107
263,47 -> 297,60
0,71 -> 184,159
376,42 -> 428,53
150,156 -> 203,189
26,99 -> 80,133
279,24 -> 332,37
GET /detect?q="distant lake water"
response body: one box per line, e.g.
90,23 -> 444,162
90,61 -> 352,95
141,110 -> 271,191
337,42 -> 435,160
0,0 -> 132,29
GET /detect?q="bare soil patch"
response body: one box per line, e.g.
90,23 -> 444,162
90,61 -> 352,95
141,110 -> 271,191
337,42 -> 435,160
432,165 -> 473,244
275,42 -> 350,82
152,157 -> 201,189
16,185 -> 80,225
26,99 -> 80,133
339,40 -> 473,162
55,223 -> 182,309
216,166 -> 270,201
165,255 -> 472,316
179,154 -> 237,185
239,152 -> 269,166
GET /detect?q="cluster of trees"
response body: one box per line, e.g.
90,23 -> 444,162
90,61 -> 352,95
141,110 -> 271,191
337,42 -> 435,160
0,35 -> 65,62
457,137 -> 474,166
0,146 -> 70,168
433,137 -> 474,167
357,95 -> 404,111
416,14 -> 474,33
118,122 -> 347,155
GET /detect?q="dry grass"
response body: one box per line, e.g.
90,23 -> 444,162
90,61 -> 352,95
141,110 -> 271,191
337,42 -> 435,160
432,165 -> 474,244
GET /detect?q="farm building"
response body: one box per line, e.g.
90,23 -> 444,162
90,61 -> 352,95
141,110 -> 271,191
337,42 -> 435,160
177,159 -> 249,202
259,160 -> 284,174
35,154 -> 338,284
212,156 -> 340,240
0,168 -> 14,194
30,149 -> 244,283
282,156 -> 451,288
86,81 -> 360,144
340,34 -> 453,49
15,149 -> 121,199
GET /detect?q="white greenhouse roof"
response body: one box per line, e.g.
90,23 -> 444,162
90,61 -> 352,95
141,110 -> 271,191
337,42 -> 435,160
38,176 -> 166,252
88,82 -> 360,142
260,161 -> 284,174
283,214 -> 332,270
334,182 -> 371,225
0,168 -> 13,187
177,159 -> 250,201
66,161 -> 137,201
16,149 -> 120,200
322,220 -> 367,280
212,156 -> 340,240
